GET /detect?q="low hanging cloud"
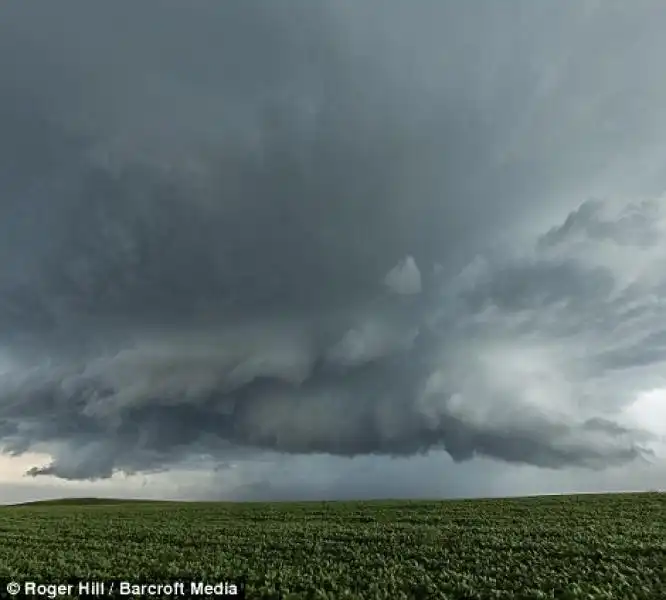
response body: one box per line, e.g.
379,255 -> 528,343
384,256 -> 422,295
1,1 -> 666,484
2,198 -> 665,480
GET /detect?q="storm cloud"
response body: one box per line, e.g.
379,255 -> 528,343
1,1 -> 666,492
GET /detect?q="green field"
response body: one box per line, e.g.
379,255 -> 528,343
1,493 -> 664,599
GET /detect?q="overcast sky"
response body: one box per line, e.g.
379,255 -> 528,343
2,0 -> 666,503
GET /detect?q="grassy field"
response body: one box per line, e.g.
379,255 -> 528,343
0,493 -> 664,599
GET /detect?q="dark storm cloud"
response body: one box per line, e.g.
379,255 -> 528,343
1,1 -> 666,481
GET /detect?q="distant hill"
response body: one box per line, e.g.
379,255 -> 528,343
10,497 -> 176,507
5,491 -> 663,508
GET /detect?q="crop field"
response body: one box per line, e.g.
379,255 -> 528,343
0,493 -> 664,599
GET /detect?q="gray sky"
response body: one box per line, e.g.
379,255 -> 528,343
1,0 -> 666,503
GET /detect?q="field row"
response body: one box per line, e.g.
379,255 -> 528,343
1,493 -> 664,599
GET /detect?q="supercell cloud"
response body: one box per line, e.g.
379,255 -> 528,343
1,1 -> 666,492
